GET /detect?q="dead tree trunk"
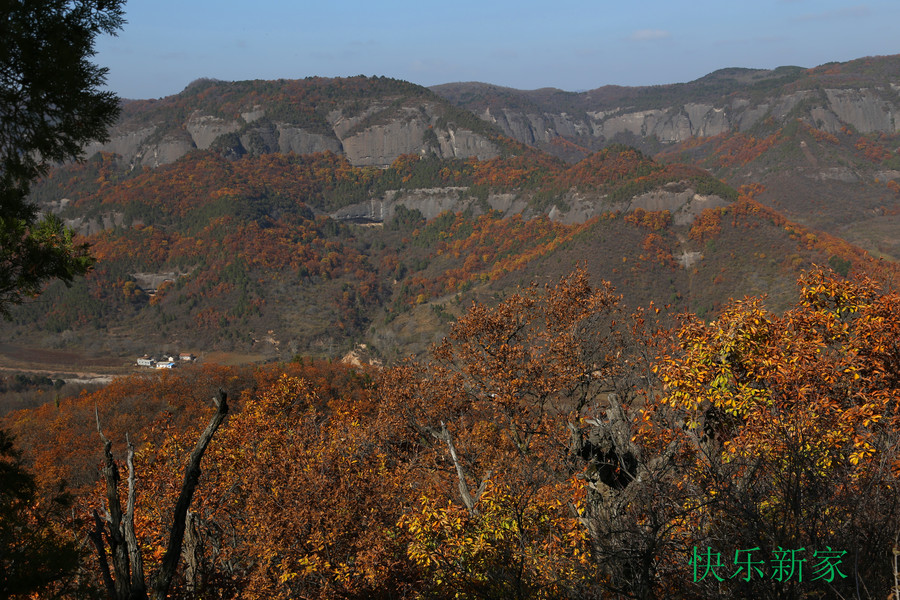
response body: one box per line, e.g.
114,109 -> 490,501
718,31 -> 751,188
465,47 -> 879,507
181,510 -> 202,594
429,421 -> 491,517
91,390 -> 228,600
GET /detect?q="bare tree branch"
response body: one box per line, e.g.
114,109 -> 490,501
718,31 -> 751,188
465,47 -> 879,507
432,421 -> 491,517
92,390 -> 229,600
150,389 -> 228,600
124,435 -> 146,597
88,510 -> 115,598
97,416 -> 131,599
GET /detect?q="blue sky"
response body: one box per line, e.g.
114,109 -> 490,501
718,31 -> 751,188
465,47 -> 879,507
96,1 -> 900,99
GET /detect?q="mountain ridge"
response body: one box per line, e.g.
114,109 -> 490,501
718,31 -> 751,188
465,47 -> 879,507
85,76 -> 508,170
432,54 -> 900,259
8,58 -> 899,366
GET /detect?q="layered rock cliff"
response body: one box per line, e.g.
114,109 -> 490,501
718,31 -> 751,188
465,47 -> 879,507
84,77 -> 501,169
433,56 -> 900,261
432,57 -> 900,155
435,85 -> 900,156
329,184 -> 728,226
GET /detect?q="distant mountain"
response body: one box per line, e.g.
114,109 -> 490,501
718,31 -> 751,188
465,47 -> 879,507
5,72 -> 893,367
432,56 -> 900,156
83,76 -> 505,169
432,55 -> 900,259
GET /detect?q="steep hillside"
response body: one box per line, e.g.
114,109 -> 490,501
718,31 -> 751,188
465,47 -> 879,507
8,142 -> 888,366
657,117 -> 900,257
12,142 -> 721,353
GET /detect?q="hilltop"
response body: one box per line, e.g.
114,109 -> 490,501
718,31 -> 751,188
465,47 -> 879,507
80,76 -> 504,169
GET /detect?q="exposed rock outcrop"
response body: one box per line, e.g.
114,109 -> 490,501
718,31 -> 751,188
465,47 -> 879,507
822,88 -> 897,133
330,184 -> 727,226
433,128 -> 498,161
342,120 -> 431,166
82,79 -> 501,169
186,114 -> 241,150
83,127 -> 156,164
276,126 -> 342,155
85,111 -> 499,169
449,84 -> 900,155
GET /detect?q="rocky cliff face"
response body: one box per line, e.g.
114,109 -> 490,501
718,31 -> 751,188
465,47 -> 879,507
433,58 -> 900,156
466,88 -> 899,153
89,106 -> 500,169
84,79 -> 501,169
329,184 -> 726,226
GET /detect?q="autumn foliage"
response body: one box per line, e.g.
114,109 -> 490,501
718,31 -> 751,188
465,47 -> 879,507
652,267 -> 900,597
3,266 -> 900,598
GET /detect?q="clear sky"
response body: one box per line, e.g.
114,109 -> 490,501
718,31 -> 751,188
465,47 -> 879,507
95,0 -> 900,100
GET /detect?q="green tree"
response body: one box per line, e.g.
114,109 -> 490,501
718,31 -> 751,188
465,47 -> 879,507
0,2 -> 125,596
0,0 -> 126,317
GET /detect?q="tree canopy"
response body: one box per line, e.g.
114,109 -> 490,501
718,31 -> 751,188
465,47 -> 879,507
0,0 -> 125,316
3,266 -> 900,597
0,2 -> 125,597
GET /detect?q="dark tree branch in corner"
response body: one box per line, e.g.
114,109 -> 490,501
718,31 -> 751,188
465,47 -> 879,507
124,435 -> 147,597
96,408 -> 134,600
